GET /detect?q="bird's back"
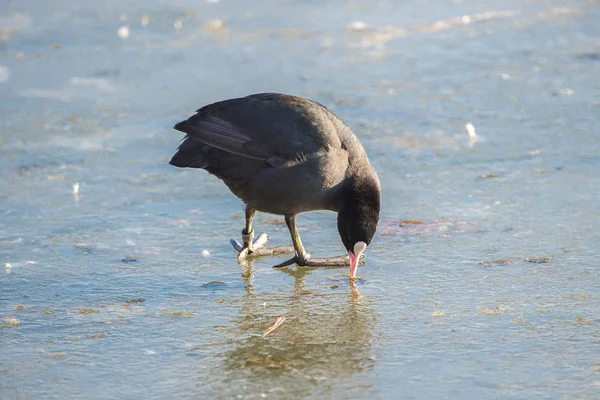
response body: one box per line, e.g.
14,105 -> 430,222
170,93 -> 376,215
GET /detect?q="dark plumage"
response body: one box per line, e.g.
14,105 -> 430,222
170,93 -> 380,278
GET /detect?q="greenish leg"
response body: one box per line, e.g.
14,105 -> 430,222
284,214 -> 309,264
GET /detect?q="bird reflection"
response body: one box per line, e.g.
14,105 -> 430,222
210,259 -> 376,397
239,258 -> 255,295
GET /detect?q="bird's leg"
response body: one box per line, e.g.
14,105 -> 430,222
241,207 -> 258,252
273,215 -> 365,268
286,214 -> 309,265
231,207 -> 294,261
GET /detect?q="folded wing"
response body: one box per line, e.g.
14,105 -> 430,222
173,93 -> 344,167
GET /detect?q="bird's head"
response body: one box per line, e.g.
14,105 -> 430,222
337,176 -> 380,278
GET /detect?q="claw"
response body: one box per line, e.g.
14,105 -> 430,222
231,233 -> 294,261
273,254 -> 365,268
237,247 -> 250,262
230,239 -> 244,252
253,233 -> 269,249
273,257 -> 297,268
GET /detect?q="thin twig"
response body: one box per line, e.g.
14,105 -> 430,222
263,316 -> 286,338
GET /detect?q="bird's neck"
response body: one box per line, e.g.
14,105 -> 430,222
336,175 -> 380,216
336,175 -> 380,250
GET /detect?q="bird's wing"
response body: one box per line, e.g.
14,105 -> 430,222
173,93 -> 346,166
174,114 -> 269,160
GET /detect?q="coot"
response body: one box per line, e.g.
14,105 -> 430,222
170,93 -> 380,278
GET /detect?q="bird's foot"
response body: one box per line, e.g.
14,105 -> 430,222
230,230 -> 294,262
272,253 -> 366,269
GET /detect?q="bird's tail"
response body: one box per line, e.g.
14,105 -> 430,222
169,136 -> 209,169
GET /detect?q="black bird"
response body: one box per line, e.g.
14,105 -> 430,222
170,93 -> 380,278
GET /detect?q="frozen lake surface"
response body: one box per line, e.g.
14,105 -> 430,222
1,0 -> 599,398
